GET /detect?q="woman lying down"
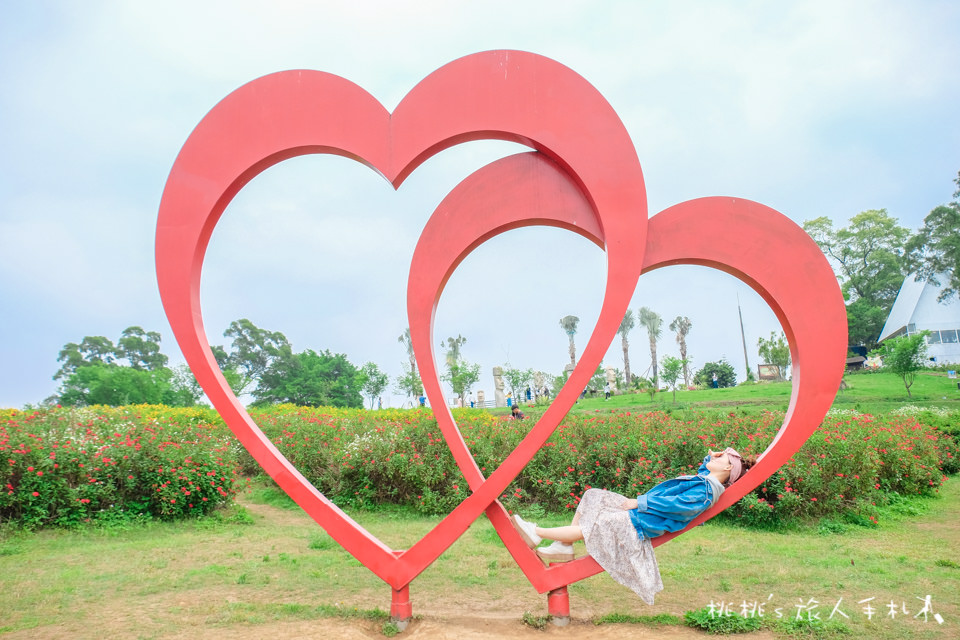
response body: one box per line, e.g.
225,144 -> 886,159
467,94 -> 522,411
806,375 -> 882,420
511,448 -> 756,604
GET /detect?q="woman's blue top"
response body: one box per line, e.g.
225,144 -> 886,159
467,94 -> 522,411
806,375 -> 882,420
628,455 -> 724,540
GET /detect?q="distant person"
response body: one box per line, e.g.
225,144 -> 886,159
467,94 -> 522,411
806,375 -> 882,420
510,405 -> 525,420
711,373 -> 718,389
468,392 -> 475,408
604,382 -> 611,401
419,395 -> 426,407
526,386 -> 532,401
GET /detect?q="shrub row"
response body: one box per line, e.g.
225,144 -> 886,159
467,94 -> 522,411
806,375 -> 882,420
242,404 -> 958,527
2,404 -> 956,529
0,405 -> 245,528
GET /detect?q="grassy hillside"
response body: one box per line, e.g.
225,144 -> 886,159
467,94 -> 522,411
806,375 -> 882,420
560,370 -> 959,415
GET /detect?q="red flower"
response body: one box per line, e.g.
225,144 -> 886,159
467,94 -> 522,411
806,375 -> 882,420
31,491 -> 39,497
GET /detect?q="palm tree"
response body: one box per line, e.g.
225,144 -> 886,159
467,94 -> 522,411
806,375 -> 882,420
638,307 -> 663,386
617,310 -> 635,387
442,335 -> 467,367
398,328 -> 416,376
559,315 -> 580,368
669,316 -> 693,388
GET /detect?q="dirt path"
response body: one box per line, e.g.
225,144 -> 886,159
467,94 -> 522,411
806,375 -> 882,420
158,615 -> 777,640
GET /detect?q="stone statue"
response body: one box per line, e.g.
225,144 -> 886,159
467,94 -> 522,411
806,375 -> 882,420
532,370 -> 544,390
493,366 -> 506,408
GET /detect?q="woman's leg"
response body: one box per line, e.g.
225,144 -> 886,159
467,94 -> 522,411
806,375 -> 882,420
535,523 -> 583,543
534,505 -> 584,543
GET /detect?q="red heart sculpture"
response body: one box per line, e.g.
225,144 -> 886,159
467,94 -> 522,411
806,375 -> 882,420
156,51 -> 648,588
410,153 -> 847,592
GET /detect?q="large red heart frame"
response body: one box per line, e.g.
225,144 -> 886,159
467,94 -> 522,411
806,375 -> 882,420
156,51 -> 847,595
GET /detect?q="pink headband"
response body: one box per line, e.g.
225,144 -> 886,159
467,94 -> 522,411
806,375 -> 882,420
723,448 -> 744,487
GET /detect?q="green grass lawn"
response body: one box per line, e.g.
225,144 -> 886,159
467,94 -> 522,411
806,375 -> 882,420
559,371 -> 960,415
1,479 -> 957,639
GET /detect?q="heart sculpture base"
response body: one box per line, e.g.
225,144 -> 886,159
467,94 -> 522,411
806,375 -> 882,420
156,50 -> 847,620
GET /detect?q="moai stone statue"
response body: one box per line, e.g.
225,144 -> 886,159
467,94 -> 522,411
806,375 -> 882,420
605,366 -> 616,385
493,366 -> 506,408
477,390 -> 486,407
532,371 -> 545,401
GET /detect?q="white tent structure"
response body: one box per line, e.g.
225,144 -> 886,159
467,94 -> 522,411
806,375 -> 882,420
878,273 -> 960,365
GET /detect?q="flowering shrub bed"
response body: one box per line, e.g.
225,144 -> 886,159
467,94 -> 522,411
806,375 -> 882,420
2,404 -> 955,529
0,405 -> 244,528
242,405 -> 958,527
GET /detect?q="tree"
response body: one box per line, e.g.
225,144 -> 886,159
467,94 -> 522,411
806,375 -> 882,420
394,362 -> 423,400
757,331 -> 791,380
359,362 -> 389,409
906,171 -> 960,302
441,335 -> 467,368
844,298 -> 892,349
669,316 -> 692,388
442,360 -> 481,402
398,327 -> 418,376
55,336 -> 117,380
612,367 -> 625,390
502,365 -> 533,401
253,349 -> 363,408
660,355 -> 687,404
396,328 -> 423,399
216,319 -> 291,396
166,363 -> 204,407
552,370 -> 570,398
116,326 -> 168,371
693,360 -> 737,388
617,310 -> 635,388
559,315 -> 580,368
53,327 -> 191,406
638,307 -> 663,385
803,210 -> 911,348
58,363 -> 178,407
589,365 -> 607,395
441,335 -> 479,403
211,345 -> 246,396
872,333 -> 929,398
636,376 -> 657,401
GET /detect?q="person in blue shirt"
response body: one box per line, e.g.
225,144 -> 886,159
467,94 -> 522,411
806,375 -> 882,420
511,448 -> 755,603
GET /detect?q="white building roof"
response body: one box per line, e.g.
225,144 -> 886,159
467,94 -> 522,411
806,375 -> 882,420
878,273 -> 960,365
878,275 -> 927,342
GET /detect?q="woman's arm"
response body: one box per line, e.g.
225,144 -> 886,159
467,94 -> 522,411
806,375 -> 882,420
620,498 -> 639,509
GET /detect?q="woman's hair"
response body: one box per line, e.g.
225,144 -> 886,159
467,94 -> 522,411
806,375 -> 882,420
741,454 -> 758,472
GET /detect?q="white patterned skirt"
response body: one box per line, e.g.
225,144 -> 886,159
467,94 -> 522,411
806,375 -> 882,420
575,488 -> 664,604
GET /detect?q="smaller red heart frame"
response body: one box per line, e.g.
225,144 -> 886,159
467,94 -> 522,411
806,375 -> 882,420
416,153 -> 846,590
156,51 -> 847,597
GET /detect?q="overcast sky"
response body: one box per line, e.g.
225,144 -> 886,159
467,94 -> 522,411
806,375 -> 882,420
2,1 -> 958,409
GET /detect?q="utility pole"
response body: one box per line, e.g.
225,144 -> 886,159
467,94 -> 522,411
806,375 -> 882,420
738,293 -> 750,381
